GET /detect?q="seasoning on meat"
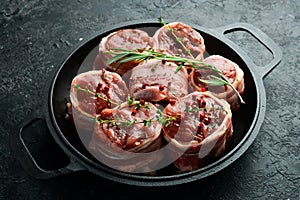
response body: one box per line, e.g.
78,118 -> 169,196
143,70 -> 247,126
163,91 -> 233,172
94,29 -> 154,76
69,22 -> 245,173
70,69 -> 129,130
189,55 -> 244,111
153,22 -> 206,60
89,101 -> 163,172
129,59 -> 189,102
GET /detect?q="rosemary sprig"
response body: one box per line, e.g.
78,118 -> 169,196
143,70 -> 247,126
199,75 -> 228,87
106,48 -> 213,69
199,75 -> 245,104
105,48 -> 245,104
159,17 -> 244,104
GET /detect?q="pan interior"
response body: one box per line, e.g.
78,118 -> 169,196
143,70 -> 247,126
50,23 -> 257,177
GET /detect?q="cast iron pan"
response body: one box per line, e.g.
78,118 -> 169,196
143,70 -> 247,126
13,20 -> 282,186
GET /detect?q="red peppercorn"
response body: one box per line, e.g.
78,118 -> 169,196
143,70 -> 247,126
140,99 -> 145,105
194,70 -> 201,76
196,122 -> 204,141
200,87 -> 206,92
202,100 -> 206,107
197,96 -> 206,108
203,116 -> 211,125
166,111 -> 173,116
197,98 -> 206,108
101,109 -> 113,119
174,114 -> 183,123
131,109 -> 137,116
198,122 -> 204,129
200,113 -> 206,121
103,85 -> 109,92
159,85 -> 165,91
142,82 -> 149,89
169,99 -> 176,106
155,103 -> 160,108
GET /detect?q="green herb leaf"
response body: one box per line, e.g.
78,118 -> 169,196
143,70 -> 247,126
103,47 -> 245,104
199,78 -> 227,87
135,102 -> 141,110
119,55 -> 145,63
151,63 -> 158,72
175,63 -> 184,73
158,17 -> 167,26
127,96 -> 135,106
106,52 -> 130,65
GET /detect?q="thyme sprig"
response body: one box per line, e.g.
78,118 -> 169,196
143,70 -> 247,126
73,84 -> 177,127
73,83 -> 229,128
158,17 -> 193,58
73,84 -> 152,111
73,84 -> 117,106
95,117 -> 149,127
94,109 -> 178,128
184,103 -> 228,115
93,103 -> 227,129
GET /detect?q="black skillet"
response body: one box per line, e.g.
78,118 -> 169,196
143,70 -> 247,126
13,20 -> 282,186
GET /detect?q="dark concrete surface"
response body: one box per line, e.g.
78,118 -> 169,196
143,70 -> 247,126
0,0 -> 299,199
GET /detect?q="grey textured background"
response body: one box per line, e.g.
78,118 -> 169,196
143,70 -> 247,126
0,0 -> 299,199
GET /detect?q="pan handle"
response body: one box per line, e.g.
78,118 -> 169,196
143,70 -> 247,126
213,23 -> 282,78
12,111 -> 84,179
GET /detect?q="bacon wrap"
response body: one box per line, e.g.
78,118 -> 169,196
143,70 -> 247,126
89,101 -> 163,172
153,22 -> 206,60
189,55 -> 245,111
94,29 -> 154,76
70,69 -> 129,131
129,59 -> 189,102
162,91 -> 233,172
